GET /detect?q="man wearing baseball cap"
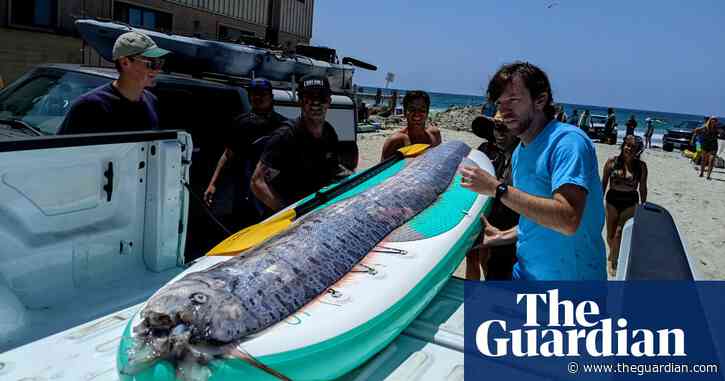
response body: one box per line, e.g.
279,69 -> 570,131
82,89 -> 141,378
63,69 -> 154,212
251,74 -> 352,211
204,78 -> 288,228
59,31 -> 169,134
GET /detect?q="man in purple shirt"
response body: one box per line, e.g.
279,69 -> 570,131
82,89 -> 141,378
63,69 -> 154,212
59,31 -> 169,134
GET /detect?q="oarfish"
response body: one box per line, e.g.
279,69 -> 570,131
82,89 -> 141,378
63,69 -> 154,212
125,140 -> 470,379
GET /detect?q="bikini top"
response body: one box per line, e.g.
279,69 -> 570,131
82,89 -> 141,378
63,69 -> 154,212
608,159 -> 641,191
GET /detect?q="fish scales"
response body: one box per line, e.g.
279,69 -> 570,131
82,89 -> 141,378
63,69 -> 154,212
137,141 -> 469,355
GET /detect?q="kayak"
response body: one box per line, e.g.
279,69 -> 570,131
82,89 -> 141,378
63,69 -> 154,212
75,19 -> 355,91
117,142 -> 493,380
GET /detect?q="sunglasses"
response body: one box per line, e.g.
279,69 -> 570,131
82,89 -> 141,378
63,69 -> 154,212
130,56 -> 164,70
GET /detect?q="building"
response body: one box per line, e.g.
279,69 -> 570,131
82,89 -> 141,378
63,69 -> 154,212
0,0 -> 314,83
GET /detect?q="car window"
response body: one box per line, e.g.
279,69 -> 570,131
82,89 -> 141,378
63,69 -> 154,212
0,71 -> 107,135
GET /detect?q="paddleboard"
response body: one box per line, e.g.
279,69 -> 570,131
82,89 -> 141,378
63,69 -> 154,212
117,146 -> 494,380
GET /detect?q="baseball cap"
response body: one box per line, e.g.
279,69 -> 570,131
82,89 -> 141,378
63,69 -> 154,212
248,78 -> 273,92
298,74 -> 331,96
112,31 -> 170,60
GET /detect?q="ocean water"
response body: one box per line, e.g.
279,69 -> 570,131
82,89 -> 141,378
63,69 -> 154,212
357,86 -> 709,140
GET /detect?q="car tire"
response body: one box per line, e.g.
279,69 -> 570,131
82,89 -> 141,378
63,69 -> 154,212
663,142 -> 674,152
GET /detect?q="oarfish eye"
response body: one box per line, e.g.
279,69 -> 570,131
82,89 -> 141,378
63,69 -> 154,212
191,293 -> 208,304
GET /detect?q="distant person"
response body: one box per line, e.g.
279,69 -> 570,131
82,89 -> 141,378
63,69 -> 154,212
380,90 -> 442,161
375,88 -> 383,105
602,135 -> 648,276
604,108 -> 617,143
59,31 -> 169,134
625,115 -> 637,136
567,109 -> 580,125
461,62 -> 606,280
466,112 -> 520,280
693,117 -> 720,180
555,104 -> 567,123
578,109 -> 593,133
204,78 -> 288,227
251,74 -> 352,211
644,117 -> 655,149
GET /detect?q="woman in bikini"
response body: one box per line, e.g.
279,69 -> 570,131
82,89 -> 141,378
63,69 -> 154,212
602,135 -> 648,276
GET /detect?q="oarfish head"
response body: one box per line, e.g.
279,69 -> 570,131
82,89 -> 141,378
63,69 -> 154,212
135,277 -> 247,358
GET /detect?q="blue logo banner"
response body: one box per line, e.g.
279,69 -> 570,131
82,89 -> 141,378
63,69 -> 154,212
464,282 -> 725,380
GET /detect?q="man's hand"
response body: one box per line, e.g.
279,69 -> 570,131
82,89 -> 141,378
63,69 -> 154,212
460,165 -> 499,196
203,184 -> 216,206
478,216 -> 509,248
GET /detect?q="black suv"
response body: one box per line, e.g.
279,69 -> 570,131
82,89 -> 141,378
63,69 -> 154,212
662,120 -> 702,152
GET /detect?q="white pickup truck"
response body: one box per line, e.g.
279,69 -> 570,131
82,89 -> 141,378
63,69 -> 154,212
0,130 -> 472,380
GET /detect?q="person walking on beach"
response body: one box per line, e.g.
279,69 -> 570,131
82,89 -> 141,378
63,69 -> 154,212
605,108 -> 617,144
460,62 -> 606,280
466,112 -> 519,280
251,74 -> 352,212
204,78 -> 288,227
380,90 -> 442,160
644,117 -> 656,149
693,117 -> 720,180
59,31 -> 169,134
602,135 -> 648,276
625,115 -> 637,136
578,109 -> 593,133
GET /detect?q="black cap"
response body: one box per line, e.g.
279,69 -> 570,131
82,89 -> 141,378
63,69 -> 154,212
298,74 -> 331,95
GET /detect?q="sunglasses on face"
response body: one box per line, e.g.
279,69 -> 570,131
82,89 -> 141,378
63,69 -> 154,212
130,56 -> 164,70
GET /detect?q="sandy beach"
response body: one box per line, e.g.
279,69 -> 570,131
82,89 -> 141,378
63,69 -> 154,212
357,111 -> 725,280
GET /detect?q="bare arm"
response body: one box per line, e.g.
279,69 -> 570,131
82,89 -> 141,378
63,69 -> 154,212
602,159 -> 612,195
460,166 -> 587,236
380,133 -> 409,161
639,162 -> 648,203
250,161 -> 284,212
500,184 -> 587,236
203,148 -> 234,204
428,127 -> 443,147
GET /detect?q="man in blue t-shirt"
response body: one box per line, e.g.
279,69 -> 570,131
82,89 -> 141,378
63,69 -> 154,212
460,62 -> 606,280
59,31 -> 169,134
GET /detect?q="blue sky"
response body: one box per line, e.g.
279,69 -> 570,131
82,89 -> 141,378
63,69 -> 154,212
312,1 -> 724,116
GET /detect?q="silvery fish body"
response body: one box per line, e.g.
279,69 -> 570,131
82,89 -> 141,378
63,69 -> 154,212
129,141 -> 470,374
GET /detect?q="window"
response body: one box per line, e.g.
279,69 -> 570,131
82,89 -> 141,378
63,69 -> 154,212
10,0 -> 58,28
113,2 -> 172,32
0,71 -> 108,135
218,25 -> 255,42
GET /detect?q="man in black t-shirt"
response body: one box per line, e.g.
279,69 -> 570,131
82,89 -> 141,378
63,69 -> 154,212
204,78 -> 287,227
59,31 -> 169,134
251,74 -> 352,211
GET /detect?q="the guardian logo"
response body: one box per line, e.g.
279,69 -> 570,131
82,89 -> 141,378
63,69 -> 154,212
476,289 -> 686,357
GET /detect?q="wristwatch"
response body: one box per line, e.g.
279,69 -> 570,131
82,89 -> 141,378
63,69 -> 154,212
495,182 -> 509,202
